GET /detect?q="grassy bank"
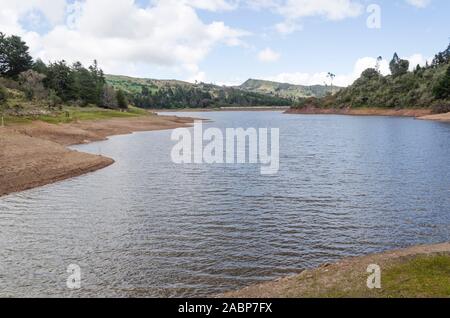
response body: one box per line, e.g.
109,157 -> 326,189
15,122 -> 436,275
1,105 -> 148,126
312,254 -> 450,298
224,243 -> 450,298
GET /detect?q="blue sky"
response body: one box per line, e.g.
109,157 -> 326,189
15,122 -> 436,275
0,0 -> 449,86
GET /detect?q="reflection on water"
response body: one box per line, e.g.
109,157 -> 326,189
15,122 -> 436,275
0,111 -> 449,297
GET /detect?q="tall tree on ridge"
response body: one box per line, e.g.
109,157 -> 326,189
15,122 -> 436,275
389,53 -> 409,77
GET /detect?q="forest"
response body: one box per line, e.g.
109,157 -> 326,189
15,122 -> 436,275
292,43 -> 450,113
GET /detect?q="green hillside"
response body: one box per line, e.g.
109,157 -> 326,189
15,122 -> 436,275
292,43 -> 450,113
106,75 -> 191,95
105,75 -> 293,109
239,79 -> 341,99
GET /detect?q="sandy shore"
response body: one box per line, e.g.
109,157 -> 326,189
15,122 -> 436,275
0,114 -> 194,197
286,107 -> 434,118
223,242 -> 450,298
418,112 -> 450,122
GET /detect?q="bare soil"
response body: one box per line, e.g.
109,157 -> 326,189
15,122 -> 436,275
418,112 -> 450,123
0,114 -> 194,197
286,107 -> 434,118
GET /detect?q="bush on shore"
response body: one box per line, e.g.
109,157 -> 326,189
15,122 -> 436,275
0,84 -> 7,105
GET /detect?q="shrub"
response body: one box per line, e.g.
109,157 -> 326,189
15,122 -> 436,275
116,89 -> 128,110
0,84 -> 7,105
433,65 -> 450,99
431,103 -> 450,114
48,90 -> 63,109
19,70 -> 47,101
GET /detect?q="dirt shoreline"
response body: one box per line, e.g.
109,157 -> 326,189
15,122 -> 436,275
223,242 -> 450,298
418,112 -> 450,122
0,114 -> 194,197
286,107 -> 450,123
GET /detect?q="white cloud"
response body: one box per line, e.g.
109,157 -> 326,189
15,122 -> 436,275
0,0 -> 66,36
406,53 -> 430,70
187,71 -> 207,83
405,0 -> 431,8
263,53 -> 432,87
274,21 -> 302,34
0,0 -> 249,79
264,56 -> 390,87
276,0 -> 363,21
0,0 -> 67,25
247,0 -> 363,34
183,0 -> 239,11
258,48 -> 281,62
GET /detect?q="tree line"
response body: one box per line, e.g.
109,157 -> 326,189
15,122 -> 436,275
2,31 -> 293,110
294,42 -> 450,113
0,32 -> 128,110
131,83 -> 293,109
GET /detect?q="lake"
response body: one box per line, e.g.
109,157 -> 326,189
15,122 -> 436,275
0,111 -> 449,297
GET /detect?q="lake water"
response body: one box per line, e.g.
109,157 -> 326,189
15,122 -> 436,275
1,111 -> 449,297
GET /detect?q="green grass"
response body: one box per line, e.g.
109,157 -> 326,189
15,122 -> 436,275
381,255 -> 450,297
0,85 -> 149,126
312,254 -> 450,298
1,106 -> 149,126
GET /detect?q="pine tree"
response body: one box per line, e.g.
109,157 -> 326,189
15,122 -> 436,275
116,89 -> 128,110
0,32 -> 33,78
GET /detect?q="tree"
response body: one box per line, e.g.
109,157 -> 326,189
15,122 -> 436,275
375,56 -> 383,73
88,60 -> 105,105
431,43 -> 450,67
361,68 -> 380,80
32,58 -> 48,75
0,32 -> 33,78
327,72 -> 336,89
433,65 -> 450,99
389,53 -> 409,77
45,60 -> 75,102
72,61 -> 98,105
0,84 -> 7,105
116,89 -> 128,110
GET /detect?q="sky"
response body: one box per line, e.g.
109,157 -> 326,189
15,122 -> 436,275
0,0 -> 448,86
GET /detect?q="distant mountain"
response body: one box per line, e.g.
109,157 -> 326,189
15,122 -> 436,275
238,79 -> 341,99
105,75 -> 293,109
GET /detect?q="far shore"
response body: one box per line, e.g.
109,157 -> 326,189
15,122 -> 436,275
150,106 -> 290,112
286,107 -> 450,123
0,113 -> 194,197
418,112 -> 450,122
223,242 -> 450,298
152,106 -> 450,123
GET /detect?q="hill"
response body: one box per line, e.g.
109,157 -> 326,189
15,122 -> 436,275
291,43 -> 450,114
106,75 -> 192,95
238,79 -> 341,99
105,75 -> 293,109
